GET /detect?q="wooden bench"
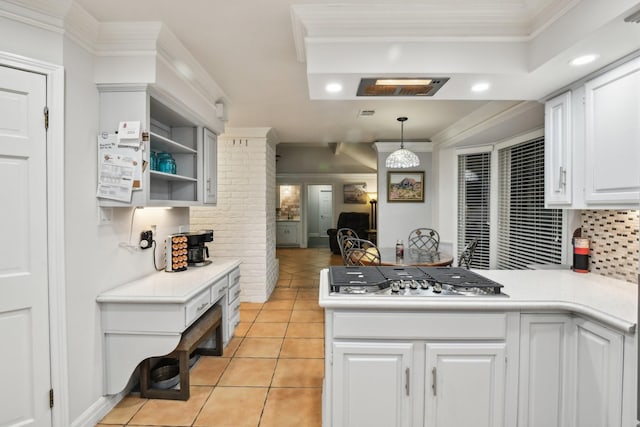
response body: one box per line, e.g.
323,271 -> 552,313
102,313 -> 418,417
139,304 -> 223,400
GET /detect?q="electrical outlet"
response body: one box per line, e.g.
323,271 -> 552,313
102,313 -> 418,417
139,230 -> 153,250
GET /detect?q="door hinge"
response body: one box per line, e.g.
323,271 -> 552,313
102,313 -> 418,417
49,388 -> 54,408
43,106 -> 49,130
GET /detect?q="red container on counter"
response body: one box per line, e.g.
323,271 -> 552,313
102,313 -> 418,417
572,237 -> 590,273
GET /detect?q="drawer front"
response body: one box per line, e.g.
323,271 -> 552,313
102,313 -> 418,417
332,311 -> 507,340
185,289 -> 211,327
229,267 -> 241,288
210,276 -> 228,303
228,278 -> 241,305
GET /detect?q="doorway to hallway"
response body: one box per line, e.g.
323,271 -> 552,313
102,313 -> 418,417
307,185 -> 332,248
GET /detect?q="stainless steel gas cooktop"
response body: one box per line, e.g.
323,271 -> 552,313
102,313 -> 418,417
329,266 -> 508,297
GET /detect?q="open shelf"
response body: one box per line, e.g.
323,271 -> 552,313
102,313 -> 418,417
150,131 -> 197,154
150,170 -> 198,182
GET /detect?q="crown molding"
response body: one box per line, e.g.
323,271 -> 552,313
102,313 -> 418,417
290,1 -> 577,62
63,1 -> 99,53
0,0 -> 68,33
374,141 -> 433,153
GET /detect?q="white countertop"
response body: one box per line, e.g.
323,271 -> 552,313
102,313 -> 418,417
319,268 -> 638,333
97,259 -> 241,304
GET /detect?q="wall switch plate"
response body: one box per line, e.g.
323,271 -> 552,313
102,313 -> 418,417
139,230 -> 153,250
98,207 -> 113,225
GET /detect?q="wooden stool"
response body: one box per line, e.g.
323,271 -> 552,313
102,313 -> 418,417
140,304 -> 223,400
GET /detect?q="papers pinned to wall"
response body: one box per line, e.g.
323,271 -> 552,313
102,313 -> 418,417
96,132 -> 143,202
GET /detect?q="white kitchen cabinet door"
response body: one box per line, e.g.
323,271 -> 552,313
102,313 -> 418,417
332,342 -> 414,427
202,128 -> 217,205
545,91 -> 573,206
276,222 -> 300,247
584,57 -> 640,205
572,318 -> 624,427
425,342 -> 506,427
518,315 -> 573,427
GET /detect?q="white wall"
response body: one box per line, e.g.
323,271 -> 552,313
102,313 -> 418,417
191,128 -> 279,303
62,36 -> 191,422
376,151 -> 434,248
433,145 -> 458,252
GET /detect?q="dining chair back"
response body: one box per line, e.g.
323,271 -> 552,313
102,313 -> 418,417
337,228 -> 360,264
458,239 -> 478,269
343,237 -> 381,266
407,228 -> 440,253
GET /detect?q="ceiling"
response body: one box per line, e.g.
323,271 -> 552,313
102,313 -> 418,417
75,0 -> 640,146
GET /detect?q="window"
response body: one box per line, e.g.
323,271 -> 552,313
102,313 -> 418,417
457,152 -> 491,269
497,137 -> 563,269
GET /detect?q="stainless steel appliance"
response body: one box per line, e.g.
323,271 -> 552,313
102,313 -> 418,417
329,266 -> 507,296
185,230 -> 214,266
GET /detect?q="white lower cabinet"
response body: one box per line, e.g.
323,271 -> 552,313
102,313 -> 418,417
518,314 -> 625,427
332,342 -> 414,427
425,342 -> 506,427
573,317 -> 624,427
518,315 -> 573,427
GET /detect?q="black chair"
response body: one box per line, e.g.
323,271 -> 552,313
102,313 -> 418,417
327,212 -> 370,254
343,237 -> 381,266
458,239 -> 478,269
408,228 -> 440,253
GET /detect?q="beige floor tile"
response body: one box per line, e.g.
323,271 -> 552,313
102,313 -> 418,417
246,322 -> 288,338
290,309 -> 324,323
296,289 -> 319,300
98,395 -> 146,424
293,299 -> 321,310
235,337 -> 283,358
217,358 -> 277,387
272,358 -> 324,387
222,337 -> 242,358
290,278 -> 318,288
280,338 -> 324,358
269,288 -> 298,300
128,386 -> 212,426
262,299 -> 295,310
189,356 -> 230,386
285,322 -> 324,338
240,302 -> 263,310
233,322 -> 251,337
240,309 -> 260,323
194,386 -> 267,427
260,388 -> 322,427
255,309 -> 292,323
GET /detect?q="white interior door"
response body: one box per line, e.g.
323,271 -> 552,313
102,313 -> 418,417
0,66 -> 51,427
319,189 -> 332,235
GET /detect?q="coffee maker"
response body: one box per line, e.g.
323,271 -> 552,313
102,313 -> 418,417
185,230 -> 214,266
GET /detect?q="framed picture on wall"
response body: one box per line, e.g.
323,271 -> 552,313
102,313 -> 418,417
387,171 -> 424,202
343,183 -> 367,204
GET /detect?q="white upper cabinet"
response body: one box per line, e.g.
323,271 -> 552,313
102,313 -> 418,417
544,55 -> 640,208
202,128 -> 218,205
545,91 -> 573,206
584,57 -> 640,205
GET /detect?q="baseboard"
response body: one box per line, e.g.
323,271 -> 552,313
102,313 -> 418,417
70,390 -> 127,427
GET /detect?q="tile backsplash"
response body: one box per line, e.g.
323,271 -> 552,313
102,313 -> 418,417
580,210 -> 639,283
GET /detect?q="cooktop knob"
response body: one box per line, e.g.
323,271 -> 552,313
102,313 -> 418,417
398,281 -> 406,290
432,282 -> 442,293
420,280 -> 429,290
409,280 -> 418,289
390,282 -> 400,293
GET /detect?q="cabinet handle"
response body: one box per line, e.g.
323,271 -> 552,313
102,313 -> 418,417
196,302 -> 208,313
405,368 -> 410,396
558,166 -> 566,190
207,178 -> 211,192
432,367 -> 437,396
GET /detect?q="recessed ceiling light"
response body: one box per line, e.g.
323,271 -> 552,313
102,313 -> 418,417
325,82 -> 343,93
570,54 -> 598,66
471,82 -> 490,92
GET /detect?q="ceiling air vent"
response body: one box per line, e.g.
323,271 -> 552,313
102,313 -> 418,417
358,109 -> 376,117
624,9 -> 640,23
357,77 -> 449,97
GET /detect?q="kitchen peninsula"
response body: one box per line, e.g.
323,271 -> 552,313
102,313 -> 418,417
319,267 -> 637,427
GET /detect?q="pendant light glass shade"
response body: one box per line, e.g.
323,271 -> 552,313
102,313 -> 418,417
385,117 -> 420,169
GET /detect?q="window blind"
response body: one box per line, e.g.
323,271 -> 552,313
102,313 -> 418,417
497,137 -> 563,269
457,152 -> 491,269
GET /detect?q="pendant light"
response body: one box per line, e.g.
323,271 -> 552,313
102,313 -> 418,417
385,116 -> 420,169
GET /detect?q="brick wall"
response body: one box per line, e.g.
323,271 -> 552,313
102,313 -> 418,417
191,128 -> 279,302
579,210 -> 639,283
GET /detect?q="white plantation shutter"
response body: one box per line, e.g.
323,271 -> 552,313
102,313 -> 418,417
457,152 -> 491,269
497,137 -> 563,269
